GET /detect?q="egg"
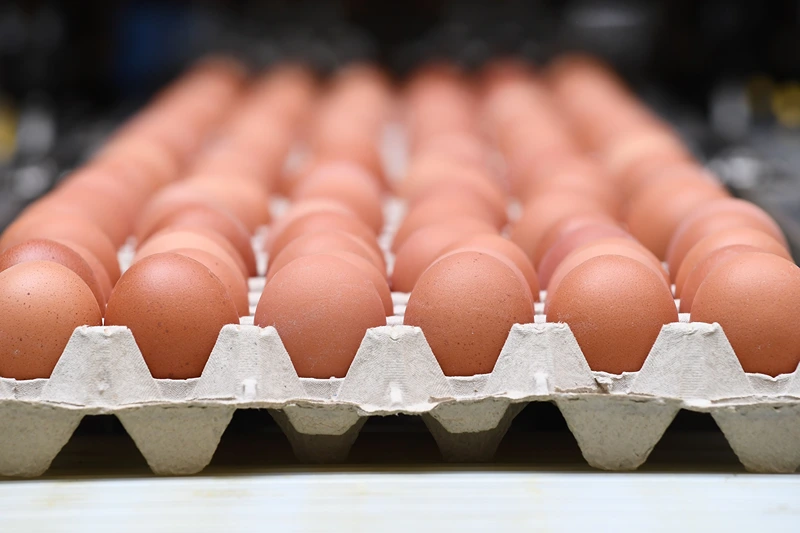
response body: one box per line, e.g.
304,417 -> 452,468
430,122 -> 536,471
510,192 -> 608,262
547,237 -> 669,299
134,185 -> 229,241
547,255 -> 678,374
691,253 -> 800,376
134,229 -> 246,280
105,253 -> 239,378
327,251 -> 393,316
267,211 -> 380,260
255,254 -> 386,378
537,222 -> 632,288
0,261 -> 102,379
391,219 -> 496,292
675,227 -> 791,296
141,204 -> 257,276
95,135 -> 181,190
171,248 -> 250,317
184,176 -> 271,232
0,239 -> 106,312
625,168 -> 729,259
531,212 -> 620,269
442,233 -> 540,300
53,239 -> 113,304
391,197 -> 499,253
263,199 -> 358,251
679,245 -> 764,313
404,251 -> 534,376
266,230 -> 386,282
666,198 -> 787,279
309,124 -> 386,189
406,183 -> 508,229
0,214 -> 121,284
292,161 -> 384,233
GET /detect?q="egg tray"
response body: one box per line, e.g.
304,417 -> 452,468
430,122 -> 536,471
1,300 -> 799,478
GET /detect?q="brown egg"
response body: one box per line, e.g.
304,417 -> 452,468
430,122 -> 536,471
264,199 -> 358,251
406,183 -> 508,229
185,176 -> 271,232
0,239 -> 105,312
692,253 -> 800,376
267,211 -> 380,260
625,170 -> 729,259
548,237 -> 669,299
134,229 -> 246,280
0,214 -> 121,284
171,248 -> 250,317
601,129 -> 690,178
666,198 -> 787,279
537,222 -> 633,288
391,196 -> 499,253
0,261 -> 102,379
53,239 -> 113,304
147,226 -> 248,277
134,185 -> 223,241
266,230 -> 386,282
255,254 -> 385,378
613,151 -> 693,200
401,156 -> 507,222
443,233 -> 540,300
327,251 -> 393,316
531,212 -> 619,269
679,245 -> 764,313
292,161 -> 384,233
510,192 -> 608,262
105,253 -> 238,378
411,132 -> 489,168
310,124 -> 386,189
547,255 -> 678,374
517,158 -> 621,216
390,219 -> 496,292
404,251 -> 534,376
140,204 -> 257,276
95,135 -> 181,190
675,227 -> 791,296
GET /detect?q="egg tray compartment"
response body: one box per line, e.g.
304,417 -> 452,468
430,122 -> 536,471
1,314 -> 800,478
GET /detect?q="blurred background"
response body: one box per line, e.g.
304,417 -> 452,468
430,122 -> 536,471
0,0 -> 799,251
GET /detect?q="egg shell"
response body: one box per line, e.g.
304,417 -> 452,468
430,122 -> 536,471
613,151 -> 693,200
531,212 -> 619,269
390,219 -> 497,292
0,261 -> 102,379
406,182 -> 508,229
601,129 -> 690,178
510,192 -> 609,262
400,155 -> 508,222
403,251 -> 534,376
134,229 -> 246,281
326,251 -> 393,316
0,239 -> 106,312
105,253 -> 239,379
675,227 -> 791,296
171,248 -> 250,317
391,196 -> 499,253
0,214 -> 121,284
443,233 -> 540,300
679,245 -> 765,313
53,239 -> 113,304
95,135 -> 181,190
537,222 -> 633,288
255,254 -> 386,378
264,199 -> 358,251
141,204 -> 257,276
266,230 -> 386,282
147,226 -> 248,278
292,161 -> 384,233
309,125 -> 386,189
691,253 -> 800,376
547,237 -> 669,300
666,198 -> 787,279
625,171 -> 729,259
184,176 -> 271,232
134,185 -> 229,243
546,254 -> 678,374
411,132 -> 489,168
268,211 -> 380,261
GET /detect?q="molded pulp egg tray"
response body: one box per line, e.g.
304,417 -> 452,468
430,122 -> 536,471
1,303 -> 799,477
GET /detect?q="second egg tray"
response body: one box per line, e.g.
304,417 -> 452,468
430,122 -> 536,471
1,309 -> 799,478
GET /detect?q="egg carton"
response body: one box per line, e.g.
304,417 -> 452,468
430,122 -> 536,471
1,303 -> 799,478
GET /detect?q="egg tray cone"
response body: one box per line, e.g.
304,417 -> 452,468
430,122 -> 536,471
1,315 -> 800,477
